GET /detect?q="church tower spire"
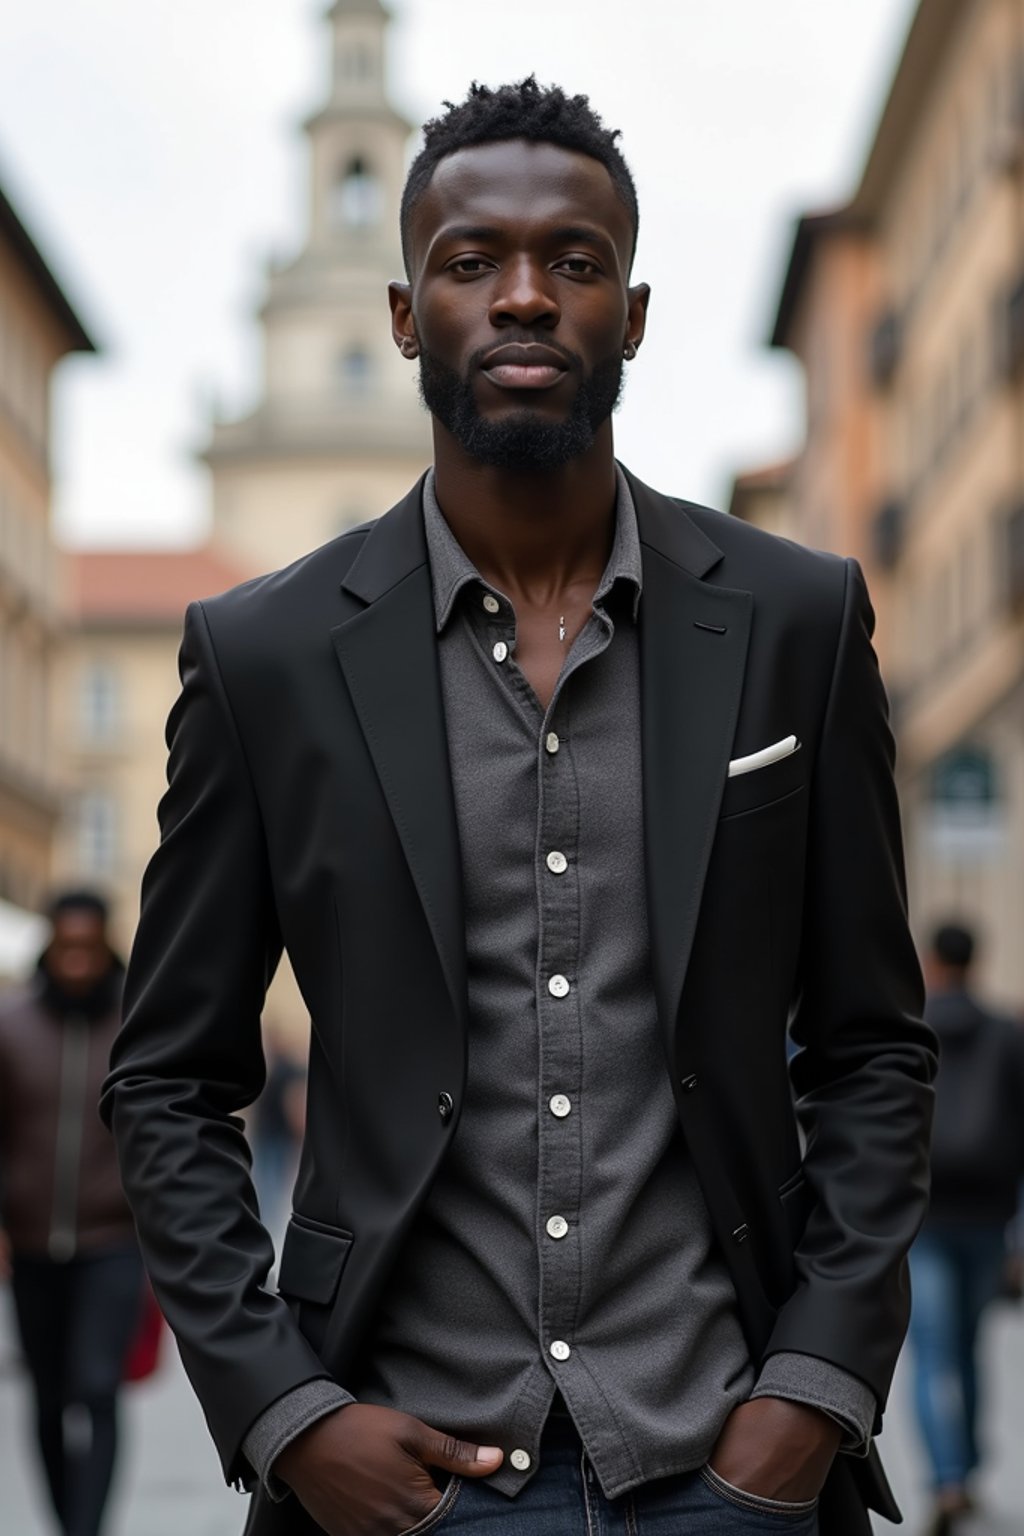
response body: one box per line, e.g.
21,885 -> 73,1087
202,0 -> 429,576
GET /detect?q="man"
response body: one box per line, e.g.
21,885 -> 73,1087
0,891 -> 143,1536
102,80 -> 936,1536
910,923 -> 1024,1535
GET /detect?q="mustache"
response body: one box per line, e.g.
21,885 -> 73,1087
467,335 -> 583,375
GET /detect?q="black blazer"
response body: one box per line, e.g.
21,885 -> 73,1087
102,470 -> 936,1535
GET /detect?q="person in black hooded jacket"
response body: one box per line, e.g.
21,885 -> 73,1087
0,890 -> 143,1536
909,922 -> 1024,1534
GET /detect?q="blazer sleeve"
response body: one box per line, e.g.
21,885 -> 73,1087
766,559 -> 937,1420
100,601 -> 330,1487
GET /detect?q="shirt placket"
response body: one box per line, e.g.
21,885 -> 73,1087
532,615 -> 614,1414
461,582 -> 619,1472
534,676 -> 585,1393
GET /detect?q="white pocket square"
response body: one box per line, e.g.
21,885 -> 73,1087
727,735 -> 800,779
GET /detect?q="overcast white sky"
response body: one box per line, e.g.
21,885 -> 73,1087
0,0 -> 917,548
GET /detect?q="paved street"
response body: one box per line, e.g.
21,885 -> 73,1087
0,1295 -> 239,1536
1,1290 -> 1022,1534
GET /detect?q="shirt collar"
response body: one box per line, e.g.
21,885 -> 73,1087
422,465 -> 643,635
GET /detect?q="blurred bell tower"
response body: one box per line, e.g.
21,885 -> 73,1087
202,0 -> 430,576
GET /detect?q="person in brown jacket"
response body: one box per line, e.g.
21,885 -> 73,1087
0,890 -> 143,1536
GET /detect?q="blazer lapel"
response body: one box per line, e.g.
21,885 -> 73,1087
331,482 -> 468,1031
629,472 -> 753,1047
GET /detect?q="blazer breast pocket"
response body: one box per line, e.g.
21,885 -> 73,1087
719,737 -> 806,820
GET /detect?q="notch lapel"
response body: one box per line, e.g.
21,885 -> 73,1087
631,474 -> 753,1047
330,485 -> 468,1032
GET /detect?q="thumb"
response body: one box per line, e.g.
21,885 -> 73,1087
419,1429 -> 504,1478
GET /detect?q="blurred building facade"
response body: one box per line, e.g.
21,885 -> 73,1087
56,0 -> 429,1026
56,549 -> 244,943
735,0 -> 1024,1004
0,184 -> 94,923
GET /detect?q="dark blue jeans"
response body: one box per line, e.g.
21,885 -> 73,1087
405,1418 -> 819,1534
11,1245 -> 145,1536
907,1224 -> 1007,1491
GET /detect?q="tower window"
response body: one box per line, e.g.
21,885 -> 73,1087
331,156 -> 382,230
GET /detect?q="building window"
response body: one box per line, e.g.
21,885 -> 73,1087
79,661 -> 120,745
76,791 -> 117,878
331,156 -> 382,230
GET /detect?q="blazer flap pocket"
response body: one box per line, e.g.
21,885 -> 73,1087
278,1216 -> 354,1305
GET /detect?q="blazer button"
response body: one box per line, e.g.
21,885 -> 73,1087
732,1223 -> 750,1244
437,1091 -> 454,1121
680,1074 -> 698,1092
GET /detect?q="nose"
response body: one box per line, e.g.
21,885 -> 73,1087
488,255 -> 560,330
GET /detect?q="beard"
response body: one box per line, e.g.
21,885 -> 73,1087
417,342 -> 625,470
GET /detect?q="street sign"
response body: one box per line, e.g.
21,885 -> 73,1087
925,746 -> 1004,860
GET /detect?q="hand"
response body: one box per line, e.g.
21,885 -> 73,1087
274,1402 -> 503,1536
708,1397 -> 840,1504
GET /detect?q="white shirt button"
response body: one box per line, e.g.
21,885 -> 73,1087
510,1448 -> 531,1471
545,732 -> 560,755
482,593 -> 500,614
492,641 -> 508,663
546,1214 -> 569,1240
548,974 -> 569,998
549,1340 -> 572,1362
549,1094 -> 571,1118
546,850 -> 568,875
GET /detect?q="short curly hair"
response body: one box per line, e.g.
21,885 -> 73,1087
400,77 -> 639,273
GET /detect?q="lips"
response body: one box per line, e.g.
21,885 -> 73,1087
479,344 -> 570,391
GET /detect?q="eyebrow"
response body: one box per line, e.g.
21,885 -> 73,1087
548,225 -> 614,250
434,225 -> 504,244
434,223 -> 615,251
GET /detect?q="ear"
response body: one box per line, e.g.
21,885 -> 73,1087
389,281 -> 419,359
625,282 -> 651,355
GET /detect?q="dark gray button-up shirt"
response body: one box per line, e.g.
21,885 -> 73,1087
244,469 -> 874,1496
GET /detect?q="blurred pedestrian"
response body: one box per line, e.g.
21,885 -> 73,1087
0,890 -> 144,1536
910,922 -> 1024,1534
250,1024 -> 306,1245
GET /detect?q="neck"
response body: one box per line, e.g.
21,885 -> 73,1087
431,422 -> 618,599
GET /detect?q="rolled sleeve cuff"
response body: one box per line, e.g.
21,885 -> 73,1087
243,1379 -> 355,1500
750,1351 -> 876,1456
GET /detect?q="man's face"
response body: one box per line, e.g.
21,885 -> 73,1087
392,139 -> 648,470
45,909 -> 111,996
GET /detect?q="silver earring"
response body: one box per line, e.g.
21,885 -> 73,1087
623,342 -> 637,360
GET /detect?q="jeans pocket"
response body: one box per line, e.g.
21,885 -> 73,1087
396,1476 -> 462,1536
700,1464 -> 818,1520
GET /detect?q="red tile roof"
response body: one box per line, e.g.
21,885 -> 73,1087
68,545 -> 251,625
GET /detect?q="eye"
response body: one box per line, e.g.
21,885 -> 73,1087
446,256 -> 494,277
556,256 -> 600,277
